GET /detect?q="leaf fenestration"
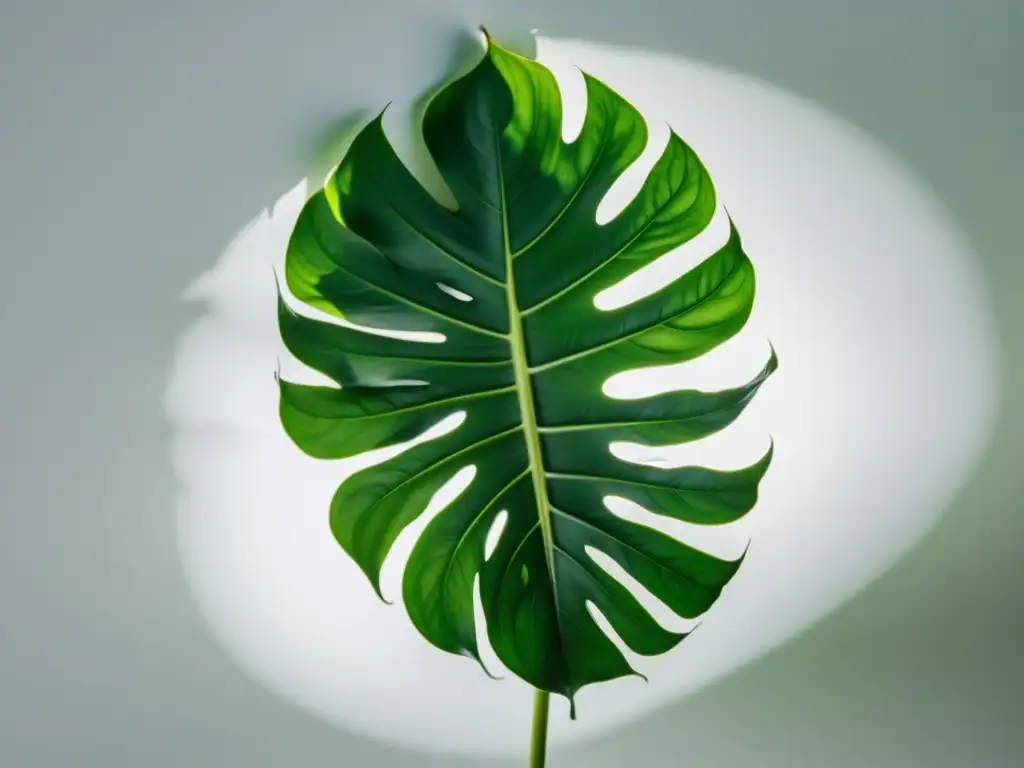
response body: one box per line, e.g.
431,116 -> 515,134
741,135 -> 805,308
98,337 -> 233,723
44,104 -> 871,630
278,33 -> 775,714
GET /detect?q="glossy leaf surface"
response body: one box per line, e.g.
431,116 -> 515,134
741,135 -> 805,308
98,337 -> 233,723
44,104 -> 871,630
278,34 -> 775,714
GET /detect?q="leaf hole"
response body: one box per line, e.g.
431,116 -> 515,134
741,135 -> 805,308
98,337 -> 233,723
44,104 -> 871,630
436,282 -> 474,302
607,422 -> 771,473
593,118 -> 670,227
373,379 -> 430,388
279,281 -> 447,344
585,546 -> 701,632
473,572 -> 509,677
601,335 -> 772,400
483,510 -> 508,561
582,600 -> 645,678
380,99 -> 459,211
334,410 -> 468,477
602,495 -> 748,561
537,43 -> 587,143
593,203 -> 732,311
379,463 -> 477,603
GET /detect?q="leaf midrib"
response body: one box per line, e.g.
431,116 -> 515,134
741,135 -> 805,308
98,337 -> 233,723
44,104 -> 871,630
496,134 -> 567,671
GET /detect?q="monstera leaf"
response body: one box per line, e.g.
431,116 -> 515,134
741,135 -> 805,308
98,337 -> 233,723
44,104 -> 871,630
277,32 -> 776,720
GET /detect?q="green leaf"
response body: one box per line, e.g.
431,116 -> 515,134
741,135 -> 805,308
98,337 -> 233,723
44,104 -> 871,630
277,32 -> 775,716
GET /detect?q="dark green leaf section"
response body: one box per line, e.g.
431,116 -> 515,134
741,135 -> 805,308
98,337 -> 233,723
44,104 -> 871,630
277,33 -> 776,714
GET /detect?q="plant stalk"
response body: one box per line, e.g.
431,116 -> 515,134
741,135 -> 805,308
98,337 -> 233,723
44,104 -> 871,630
530,689 -> 550,767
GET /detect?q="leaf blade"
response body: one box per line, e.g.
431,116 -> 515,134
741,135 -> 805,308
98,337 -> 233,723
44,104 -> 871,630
277,35 -> 776,712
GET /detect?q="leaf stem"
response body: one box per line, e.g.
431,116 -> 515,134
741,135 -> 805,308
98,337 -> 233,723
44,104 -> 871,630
530,689 -> 550,767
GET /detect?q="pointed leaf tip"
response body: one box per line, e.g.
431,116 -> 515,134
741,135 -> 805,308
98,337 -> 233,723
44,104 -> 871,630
765,339 -> 780,373
477,656 -> 505,681
366,574 -> 393,606
456,647 -> 503,680
738,539 -> 753,564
